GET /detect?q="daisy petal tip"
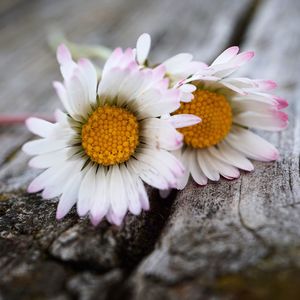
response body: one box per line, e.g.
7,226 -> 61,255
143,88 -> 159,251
56,207 -> 70,221
90,215 -> 102,227
271,150 -> 280,161
113,47 -> 123,57
275,98 -> 289,109
78,57 -> 91,67
27,184 -> 38,194
112,216 -> 123,227
76,208 -> 87,218
238,50 -> 255,64
22,142 -> 31,154
52,81 -> 62,92
176,139 -> 183,148
194,116 -> 202,124
266,80 -> 277,90
56,44 -> 72,64
137,33 -> 151,53
228,46 -> 240,54
24,117 -> 36,131
55,212 -> 64,221
276,111 -> 289,123
28,158 -> 38,169
248,164 -> 255,172
139,32 -> 151,40
143,205 -> 150,212
246,51 -> 255,59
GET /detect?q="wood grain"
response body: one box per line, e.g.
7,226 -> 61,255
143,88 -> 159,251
1,0 -> 298,299
131,0 -> 300,299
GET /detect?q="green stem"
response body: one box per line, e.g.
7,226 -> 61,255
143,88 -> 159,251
47,30 -> 112,61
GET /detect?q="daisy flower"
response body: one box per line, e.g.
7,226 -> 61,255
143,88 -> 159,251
171,48 -> 288,188
22,42 -> 200,225
136,35 -> 288,189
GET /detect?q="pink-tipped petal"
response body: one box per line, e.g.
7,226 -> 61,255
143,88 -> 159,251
211,46 -> 239,65
168,114 -> 201,128
233,51 -> 255,65
274,97 -> 289,109
56,44 -> 72,65
255,79 -> 277,91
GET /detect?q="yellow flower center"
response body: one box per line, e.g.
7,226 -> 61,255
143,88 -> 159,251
81,105 -> 139,166
175,89 -> 232,148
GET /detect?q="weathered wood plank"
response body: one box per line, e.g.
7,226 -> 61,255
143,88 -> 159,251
131,0 -> 300,299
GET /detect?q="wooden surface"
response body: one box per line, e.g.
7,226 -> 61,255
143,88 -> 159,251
0,0 -> 299,299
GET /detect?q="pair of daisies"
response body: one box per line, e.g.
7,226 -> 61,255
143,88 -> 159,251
23,34 -> 288,226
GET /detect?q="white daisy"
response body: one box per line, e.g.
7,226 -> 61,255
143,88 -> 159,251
22,42 -> 200,225
136,35 -> 288,188
169,46 -> 289,188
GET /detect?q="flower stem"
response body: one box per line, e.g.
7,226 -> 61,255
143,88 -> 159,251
0,115 -> 54,125
47,29 -> 112,61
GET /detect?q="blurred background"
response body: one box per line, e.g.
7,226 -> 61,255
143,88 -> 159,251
1,0 -> 300,299
1,0 -> 298,115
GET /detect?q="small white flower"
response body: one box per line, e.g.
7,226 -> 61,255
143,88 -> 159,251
168,46 -> 289,188
23,42 -> 199,225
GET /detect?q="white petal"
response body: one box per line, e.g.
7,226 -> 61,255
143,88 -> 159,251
211,46 -> 239,65
23,139 -> 68,155
135,151 -> 177,188
109,165 -> 128,219
117,69 -> 146,106
66,74 -> 91,119
102,48 -> 123,76
78,58 -> 98,104
97,67 -> 127,101
167,114 -> 201,128
28,162 -> 71,193
162,53 -> 193,73
56,44 -> 77,80
26,118 -> 54,138
77,166 -> 96,217
54,109 -> 68,123
234,111 -> 288,131
179,84 -> 196,93
136,33 -> 151,65
210,142 -> 254,171
28,148 -> 70,169
140,118 -> 183,151
136,89 -> 180,119
188,149 -> 208,185
174,149 -> 190,190
41,162 -> 79,199
129,158 -> 169,190
226,127 -> 279,161
136,176 -> 149,210
197,149 -> 220,181
205,149 -> 240,179
53,81 -> 74,115
90,168 -> 110,225
56,170 -> 83,219
139,146 -> 185,178
120,165 -> 141,215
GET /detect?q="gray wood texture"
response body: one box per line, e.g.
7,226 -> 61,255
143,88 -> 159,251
0,0 -> 299,299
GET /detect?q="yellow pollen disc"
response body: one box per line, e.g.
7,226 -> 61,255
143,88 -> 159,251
174,89 -> 232,149
81,106 -> 139,166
